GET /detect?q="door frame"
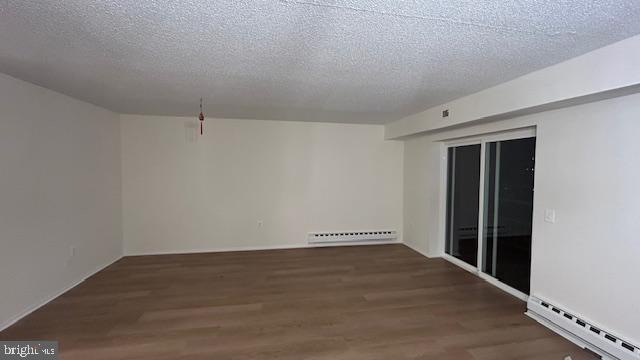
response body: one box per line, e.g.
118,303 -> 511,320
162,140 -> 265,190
440,127 -> 536,301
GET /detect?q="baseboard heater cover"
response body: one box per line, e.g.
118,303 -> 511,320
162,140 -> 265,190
527,296 -> 639,360
308,230 -> 397,244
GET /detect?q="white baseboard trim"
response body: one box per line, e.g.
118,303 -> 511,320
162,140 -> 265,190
478,272 -> 529,302
126,240 -> 401,257
440,253 -> 529,302
398,251 -> 529,302
0,255 -> 123,332
441,253 -> 478,273
402,241 -> 437,258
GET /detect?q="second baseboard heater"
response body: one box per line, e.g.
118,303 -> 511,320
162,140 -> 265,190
308,230 -> 397,244
527,296 -> 639,359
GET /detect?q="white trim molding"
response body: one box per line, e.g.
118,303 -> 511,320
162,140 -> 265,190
125,241 -> 401,257
441,254 -> 529,302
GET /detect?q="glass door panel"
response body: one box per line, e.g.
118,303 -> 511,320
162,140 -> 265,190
445,144 -> 481,267
482,137 -> 536,294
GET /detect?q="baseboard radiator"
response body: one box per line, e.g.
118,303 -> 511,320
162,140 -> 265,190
527,296 -> 639,360
308,230 -> 397,245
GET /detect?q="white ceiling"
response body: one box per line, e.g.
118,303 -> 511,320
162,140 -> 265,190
1,1 -> 640,124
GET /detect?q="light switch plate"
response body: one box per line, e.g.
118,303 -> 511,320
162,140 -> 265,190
544,209 -> 556,223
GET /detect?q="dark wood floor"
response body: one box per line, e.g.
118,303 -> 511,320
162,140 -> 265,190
1,244 -> 594,359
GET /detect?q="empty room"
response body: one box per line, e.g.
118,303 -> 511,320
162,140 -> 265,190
1,1 -> 639,359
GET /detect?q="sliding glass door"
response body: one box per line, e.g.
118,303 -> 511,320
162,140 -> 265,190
444,134 -> 536,296
445,144 -> 481,267
483,137 -> 536,294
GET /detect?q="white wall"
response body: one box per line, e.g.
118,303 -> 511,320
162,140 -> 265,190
402,93 -> 640,345
0,73 -> 122,329
121,115 -> 403,255
403,135 -> 443,257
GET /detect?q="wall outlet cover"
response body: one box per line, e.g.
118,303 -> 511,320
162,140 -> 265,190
544,209 -> 556,223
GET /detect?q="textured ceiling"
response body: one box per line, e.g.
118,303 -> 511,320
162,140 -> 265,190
1,1 -> 640,124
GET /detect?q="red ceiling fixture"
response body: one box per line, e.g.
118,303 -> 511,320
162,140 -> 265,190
198,97 -> 205,135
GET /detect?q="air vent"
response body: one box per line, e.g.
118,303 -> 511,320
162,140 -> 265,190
308,230 -> 397,245
527,297 -> 640,359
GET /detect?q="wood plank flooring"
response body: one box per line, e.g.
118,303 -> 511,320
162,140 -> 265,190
0,244 -> 595,359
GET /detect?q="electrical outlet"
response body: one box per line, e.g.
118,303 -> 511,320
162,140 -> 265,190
257,220 -> 264,228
